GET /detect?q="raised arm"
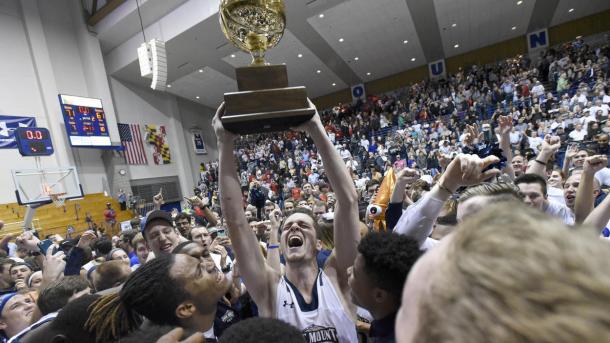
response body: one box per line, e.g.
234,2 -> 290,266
574,155 -> 607,223
213,104 -> 278,316
526,135 -> 560,178
498,115 -> 515,180
386,168 -> 419,231
394,154 -> 501,247
562,145 -> 578,179
299,100 -> 359,275
266,209 -> 282,275
584,188 -> 610,235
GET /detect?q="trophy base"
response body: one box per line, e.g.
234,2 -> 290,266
222,65 -> 314,134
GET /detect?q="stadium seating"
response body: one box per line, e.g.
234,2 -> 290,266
0,193 -> 133,239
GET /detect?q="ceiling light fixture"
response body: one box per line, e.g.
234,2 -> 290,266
366,72 -> 371,76
411,58 -> 416,61
452,23 -> 457,27
319,13 -> 324,18
332,83 -> 336,86
354,57 -> 359,61
297,53 -> 303,58
403,40 -> 408,44
339,38 -> 344,42
167,84 -> 172,88
516,0 -> 522,5
568,8 -> 574,12
230,54 -> 236,58
198,69 -> 203,73
511,26 -> 517,30
196,96 -> 200,99
316,70 -> 321,74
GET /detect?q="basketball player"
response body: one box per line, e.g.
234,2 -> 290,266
214,100 -> 360,343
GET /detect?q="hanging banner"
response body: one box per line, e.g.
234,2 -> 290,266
0,115 -> 37,149
351,84 -> 366,103
428,59 -> 446,80
191,129 -> 207,155
144,124 -> 171,165
527,28 -> 549,52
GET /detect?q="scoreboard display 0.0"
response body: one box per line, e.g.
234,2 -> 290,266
15,127 -> 54,156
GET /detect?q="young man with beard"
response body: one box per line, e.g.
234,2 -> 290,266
215,101 -> 360,343
86,253 -> 231,342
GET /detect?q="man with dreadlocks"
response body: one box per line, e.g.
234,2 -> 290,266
85,253 -> 231,342
214,101 -> 360,343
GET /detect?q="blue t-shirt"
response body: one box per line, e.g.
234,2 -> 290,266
128,251 -> 140,267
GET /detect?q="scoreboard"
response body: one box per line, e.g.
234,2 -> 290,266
58,94 -> 111,147
15,127 -> 54,156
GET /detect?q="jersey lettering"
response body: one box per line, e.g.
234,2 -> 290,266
303,325 -> 339,343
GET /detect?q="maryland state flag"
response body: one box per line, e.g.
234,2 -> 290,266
144,124 -> 171,165
367,167 -> 396,231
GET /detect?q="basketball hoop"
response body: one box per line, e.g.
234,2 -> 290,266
49,193 -> 67,207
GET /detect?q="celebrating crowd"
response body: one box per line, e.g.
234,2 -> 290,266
0,36 -> 610,343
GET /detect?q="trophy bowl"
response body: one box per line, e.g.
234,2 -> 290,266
219,0 -> 286,66
218,0 -> 315,134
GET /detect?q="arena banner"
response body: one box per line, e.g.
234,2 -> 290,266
144,124 -> 171,165
428,59 -> 446,80
351,84 -> 366,103
0,115 -> 37,149
527,28 -> 548,52
191,129 -> 207,155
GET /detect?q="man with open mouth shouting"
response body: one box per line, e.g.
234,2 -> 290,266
214,100 -> 360,343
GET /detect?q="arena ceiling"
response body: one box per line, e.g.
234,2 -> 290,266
97,0 -> 610,109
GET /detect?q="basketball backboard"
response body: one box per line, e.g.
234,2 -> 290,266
11,167 -> 83,205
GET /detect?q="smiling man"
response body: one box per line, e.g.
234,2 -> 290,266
142,210 -> 183,256
214,101 -> 360,343
86,253 -> 231,341
514,174 -> 574,225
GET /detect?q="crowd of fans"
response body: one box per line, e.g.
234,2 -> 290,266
0,36 -> 609,343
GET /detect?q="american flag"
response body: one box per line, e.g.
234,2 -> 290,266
118,123 -> 148,165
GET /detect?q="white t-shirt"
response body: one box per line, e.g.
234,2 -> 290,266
509,131 -> 522,145
544,200 -> 575,225
595,168 -> 610,187
568,129 -> 587,141
528,136 -> 544,153
547,186 -> 566,206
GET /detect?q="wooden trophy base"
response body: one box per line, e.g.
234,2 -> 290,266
222,65 -> 315,134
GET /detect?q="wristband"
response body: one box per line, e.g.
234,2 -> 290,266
534,160 -> 546,166
268,244 -> 280,249
438,182 -> 454,194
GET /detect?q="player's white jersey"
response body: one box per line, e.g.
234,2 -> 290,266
276,270 -> 357,343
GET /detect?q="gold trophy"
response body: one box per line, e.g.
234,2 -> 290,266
219,0 -> 315,134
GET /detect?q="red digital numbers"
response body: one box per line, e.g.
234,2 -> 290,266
25,130 -> 43,140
